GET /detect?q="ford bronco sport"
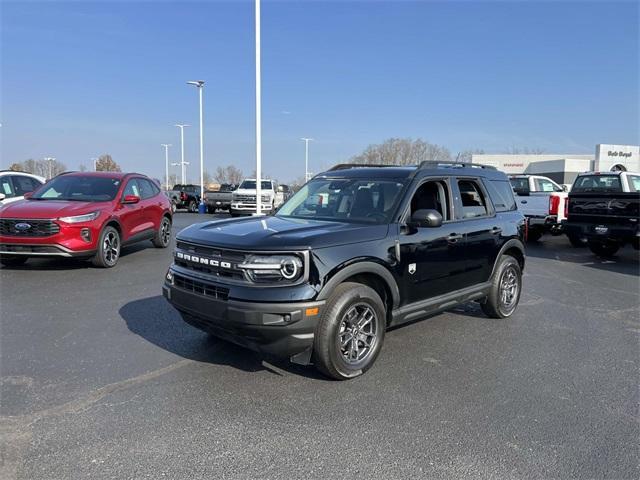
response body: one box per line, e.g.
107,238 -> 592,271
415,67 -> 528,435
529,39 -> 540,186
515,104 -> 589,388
163,162 -> 526,379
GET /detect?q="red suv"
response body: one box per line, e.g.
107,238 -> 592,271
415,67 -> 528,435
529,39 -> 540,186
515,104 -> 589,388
0,172 -> 173,267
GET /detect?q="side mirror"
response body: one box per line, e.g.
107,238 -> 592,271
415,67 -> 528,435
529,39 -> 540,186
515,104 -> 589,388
410,209 -> 443,228
122,194 -> 140,204
562,185 -> 568,192
0,193 -> 5,201
23,192 -> 33,199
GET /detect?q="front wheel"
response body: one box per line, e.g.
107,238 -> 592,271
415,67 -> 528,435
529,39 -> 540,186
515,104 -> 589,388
0,256 -> 28,267
92,226 -> 121,268
152,216 -> 172,248
588,240 -> 619,258
313,282 -> 386,380
481,256 -> 522,319
188,200 -> 198,213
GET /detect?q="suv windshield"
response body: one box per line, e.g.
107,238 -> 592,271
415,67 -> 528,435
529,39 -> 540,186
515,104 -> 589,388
572,175 -> 622,193
277,178 -> 406,224
239,180 -> 272,190
30,176 -> 122,201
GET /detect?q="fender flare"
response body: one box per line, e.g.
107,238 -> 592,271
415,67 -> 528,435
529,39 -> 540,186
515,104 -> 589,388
317,261 -> 401,309
491,238 -> 526,278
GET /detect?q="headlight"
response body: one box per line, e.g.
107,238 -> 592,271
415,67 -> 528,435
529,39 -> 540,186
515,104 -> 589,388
58,211 -> 100,223
239,254 -> 304,283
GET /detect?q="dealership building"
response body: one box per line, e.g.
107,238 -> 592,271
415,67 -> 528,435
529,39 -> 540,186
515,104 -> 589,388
472,144 -> 639,185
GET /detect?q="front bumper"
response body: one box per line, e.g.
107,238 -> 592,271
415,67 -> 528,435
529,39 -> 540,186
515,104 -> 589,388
0,220 -> 101,257
230,203 -> 273,215
163,271 -> 324,359
563,221 -> 639,242
0,243 -> 96,257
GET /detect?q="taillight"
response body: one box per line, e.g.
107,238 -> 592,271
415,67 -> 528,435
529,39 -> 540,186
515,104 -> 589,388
549,195 -> 560,215
180,192 -> 186,201
564,198 -> 569,218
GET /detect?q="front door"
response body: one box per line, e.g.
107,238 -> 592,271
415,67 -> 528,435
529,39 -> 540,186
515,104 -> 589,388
118,179 -> 146,240
398,179 -> 467,305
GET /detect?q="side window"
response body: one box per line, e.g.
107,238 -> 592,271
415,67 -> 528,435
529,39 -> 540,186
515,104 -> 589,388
409,180 -> 451,222
11,176 -> 41,196
485,180 -> 517,212
627,175 -> 640,193
138,179 -> 157,199
122,179 -> 140,198
1,176 -> 15,198
534,178 -> 559,192
457,179 -> 488,219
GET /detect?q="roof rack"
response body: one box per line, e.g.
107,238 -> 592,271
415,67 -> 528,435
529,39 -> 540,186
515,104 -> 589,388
327,163 -> 401,171
417,161 -> 497,170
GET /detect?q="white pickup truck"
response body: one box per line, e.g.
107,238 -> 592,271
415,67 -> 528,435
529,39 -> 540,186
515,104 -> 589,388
230,179 -> 285,216
509,175 -> 569,242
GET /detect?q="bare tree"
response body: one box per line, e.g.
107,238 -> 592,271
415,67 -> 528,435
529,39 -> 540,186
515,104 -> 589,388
350,138 -> 451,165
95,154 -> 121,172
214,165 -> 244,185
455,149 -> 485,162
9,158 -> 67,178
78,164 -> 87,172
288,175 -> 307,193
164,173 -> 179,189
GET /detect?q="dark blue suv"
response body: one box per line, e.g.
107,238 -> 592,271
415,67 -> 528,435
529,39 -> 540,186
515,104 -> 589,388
163,162 -> 526,379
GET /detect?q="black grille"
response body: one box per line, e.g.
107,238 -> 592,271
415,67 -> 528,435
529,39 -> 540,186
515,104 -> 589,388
0,244 -> 63,254
0,219 -> 60,237
173,274 -> 229,301
175,241 -> 246,281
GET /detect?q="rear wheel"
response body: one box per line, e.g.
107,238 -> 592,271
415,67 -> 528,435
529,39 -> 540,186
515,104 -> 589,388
481,256 -> 522,319
152,216 -> 171,248
188,200 -> 198,213
588,240 -> 619,258
567,234 -> 587,248
92,226 -> 120,268
171,201 -> 177,214
207,205 -> 215,214
313,282 -> 386,380
0,256 -> 28,267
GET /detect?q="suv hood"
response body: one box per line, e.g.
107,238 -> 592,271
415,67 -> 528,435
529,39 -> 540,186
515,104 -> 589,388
177,215 -> 390,250
0,199 -> 108,219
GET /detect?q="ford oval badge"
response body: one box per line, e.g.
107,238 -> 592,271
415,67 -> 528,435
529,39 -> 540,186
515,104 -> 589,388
14,222 -> 32,231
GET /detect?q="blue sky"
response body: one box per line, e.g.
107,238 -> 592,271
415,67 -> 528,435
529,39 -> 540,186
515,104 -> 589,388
1,0 -> 638,183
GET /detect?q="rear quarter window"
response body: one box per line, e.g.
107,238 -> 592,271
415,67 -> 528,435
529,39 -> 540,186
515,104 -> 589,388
485,179 -> 517,212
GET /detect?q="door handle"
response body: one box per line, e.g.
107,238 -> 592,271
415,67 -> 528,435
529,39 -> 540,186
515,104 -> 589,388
448,233 -> 463,243
491,227 -> 503,235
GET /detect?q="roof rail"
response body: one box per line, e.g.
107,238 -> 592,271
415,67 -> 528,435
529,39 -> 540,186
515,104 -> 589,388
417,160 -> 497,170
327,163 -> 401,171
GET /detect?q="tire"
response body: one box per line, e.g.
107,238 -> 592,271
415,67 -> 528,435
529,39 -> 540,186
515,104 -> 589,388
92,226 -> 121,268
188,200 -> 198,213
207,205 -> 215,214
171,201 -> 177,214
527,230 -> 542,242
313,282 -> 386,380
152,216 -> 172,248
481,255 -> 522,319
588,240 -> 619,258
0,256 -> 28,267
567,234 -> 587,248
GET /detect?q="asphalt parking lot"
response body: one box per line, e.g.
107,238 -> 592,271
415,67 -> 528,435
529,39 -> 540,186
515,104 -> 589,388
1,212 -> 639,480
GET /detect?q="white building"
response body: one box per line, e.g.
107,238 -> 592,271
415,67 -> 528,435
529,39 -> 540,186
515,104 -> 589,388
473,144 -> 639,185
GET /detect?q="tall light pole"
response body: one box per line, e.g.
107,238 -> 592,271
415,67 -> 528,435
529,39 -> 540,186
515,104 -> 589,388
301,138 -> 314,182
161,144 -> 172,190
44,157 -> 56,179
254,0 -> 262,215
187,80 -> 205,213
174,124 -> 190,184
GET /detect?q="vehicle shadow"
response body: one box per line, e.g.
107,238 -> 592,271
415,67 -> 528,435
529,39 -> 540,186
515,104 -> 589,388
525,236 -> 640,277
119,295 -> 326,379
0,242 -> 155,271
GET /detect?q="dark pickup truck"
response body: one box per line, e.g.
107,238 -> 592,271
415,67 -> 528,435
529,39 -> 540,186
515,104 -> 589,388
563,171 -> 640,257
163,161 -> 526,380
167,184 -> 202,213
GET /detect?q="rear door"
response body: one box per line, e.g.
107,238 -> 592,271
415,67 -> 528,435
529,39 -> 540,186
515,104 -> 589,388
137,178 -> 163,230
452,177 -> 501,287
